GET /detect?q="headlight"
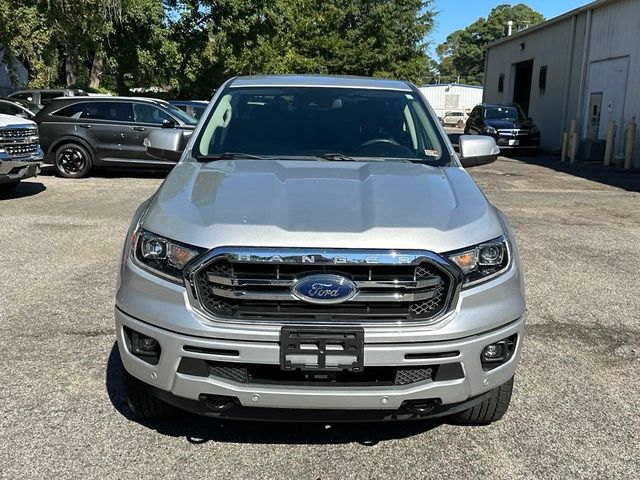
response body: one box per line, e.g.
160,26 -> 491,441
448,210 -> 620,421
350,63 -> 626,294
531,127 -> 540,135
483,126 -> 497,135
446,237 -> 510,287
132,229 -> 204,282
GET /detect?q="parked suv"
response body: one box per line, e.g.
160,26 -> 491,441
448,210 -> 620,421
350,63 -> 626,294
117,75 -> 525,425
34,97 -> 197,177
8,88 -> 88,106
465,104 -> 540,152
0,114 -> 43,191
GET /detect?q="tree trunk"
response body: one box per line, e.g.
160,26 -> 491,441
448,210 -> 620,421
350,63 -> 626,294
89,52 -> 103,89
64,55 -> 76,87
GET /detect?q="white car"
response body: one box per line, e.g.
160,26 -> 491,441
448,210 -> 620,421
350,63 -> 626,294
441,111 -> 468,128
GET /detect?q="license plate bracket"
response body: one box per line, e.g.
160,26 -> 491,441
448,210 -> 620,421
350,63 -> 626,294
280,327 -> 364,372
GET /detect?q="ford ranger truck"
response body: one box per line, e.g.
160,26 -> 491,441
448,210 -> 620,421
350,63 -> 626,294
0,114 -> 43,191
116,75 -> 525,425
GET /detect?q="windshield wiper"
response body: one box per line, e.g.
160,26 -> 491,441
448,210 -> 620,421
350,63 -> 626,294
194,152 -> 268,161
318,153 -> 356,161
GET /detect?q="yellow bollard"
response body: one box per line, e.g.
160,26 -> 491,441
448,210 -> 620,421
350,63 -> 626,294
603,121 -> 615,166
569,132 -> 578,163
624,118 -> 637,169
570,119 -> 577,136
561,132 -> 569,162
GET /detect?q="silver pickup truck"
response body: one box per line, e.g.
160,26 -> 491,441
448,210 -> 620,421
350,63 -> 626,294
116,75 -> 526,425
0,114 -> 43,191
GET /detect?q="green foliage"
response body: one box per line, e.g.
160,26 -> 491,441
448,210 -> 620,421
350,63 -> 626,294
436,3 -> 544,85
1,0 -> 437,96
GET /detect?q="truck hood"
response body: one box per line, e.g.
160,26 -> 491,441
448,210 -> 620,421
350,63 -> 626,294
142,159 -> 504,253
0,113 -> 36,128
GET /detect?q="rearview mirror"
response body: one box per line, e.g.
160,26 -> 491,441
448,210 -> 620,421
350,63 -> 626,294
458,135 -> 500,168
144,129 -> 183,162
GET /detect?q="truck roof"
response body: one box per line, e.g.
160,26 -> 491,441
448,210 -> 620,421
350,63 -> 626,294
229,75 -> 413,92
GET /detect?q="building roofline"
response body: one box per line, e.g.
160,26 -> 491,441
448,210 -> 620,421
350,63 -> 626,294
420,83 -> 483,90
486,0 -> 621,49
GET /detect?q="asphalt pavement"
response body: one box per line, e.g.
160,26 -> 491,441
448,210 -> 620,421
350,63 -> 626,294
0,156 -> 639,479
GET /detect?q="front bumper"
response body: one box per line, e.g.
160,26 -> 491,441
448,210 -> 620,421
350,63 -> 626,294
116,306 -> 525,417
495,136 -> 540,149
0,150 -> 44,184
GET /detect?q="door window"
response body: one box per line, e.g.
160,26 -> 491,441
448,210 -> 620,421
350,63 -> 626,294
54,103 -> 88,119
79,102 -> 134,122
133,104 -> 173,124
11,92 -> 34,103
40,92 -> 65,104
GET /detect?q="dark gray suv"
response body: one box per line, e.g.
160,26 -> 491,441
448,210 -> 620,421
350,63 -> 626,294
34,97 -> 197,178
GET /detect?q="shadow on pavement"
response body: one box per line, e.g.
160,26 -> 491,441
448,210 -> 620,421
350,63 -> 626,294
502,155 -> 640,193
0,181 -> 46,200
106,343 -> 443,445
40,165 -> 168,179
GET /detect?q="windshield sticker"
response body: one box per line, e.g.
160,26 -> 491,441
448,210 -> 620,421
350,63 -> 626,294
424,149 -> 440,157
405,94 -> 414,100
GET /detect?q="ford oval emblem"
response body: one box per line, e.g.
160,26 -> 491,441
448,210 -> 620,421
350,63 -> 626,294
292,274 -> 358,304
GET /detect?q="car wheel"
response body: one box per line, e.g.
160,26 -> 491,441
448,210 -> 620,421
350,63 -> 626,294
124,369 -> 176,420
457,119 -> 465,129
450,376 -> 514,425
54,143 -> 93,178
0,181 -> 20,193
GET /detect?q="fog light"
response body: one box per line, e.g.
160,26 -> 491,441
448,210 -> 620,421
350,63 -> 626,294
124,327 -> 161,365
482,343 -> 506,360
135,335 -> 160,353
481,335 -> 518,371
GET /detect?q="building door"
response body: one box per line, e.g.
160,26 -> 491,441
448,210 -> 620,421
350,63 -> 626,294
585,57 -> 629,144
587,93 -> 603,140
512,60 -> 533,116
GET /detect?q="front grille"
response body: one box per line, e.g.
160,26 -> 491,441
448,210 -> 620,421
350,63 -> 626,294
497,129 -> 529,137
0,128 -> 37,141
5,143 -> 38,157
189,249 -> 458,323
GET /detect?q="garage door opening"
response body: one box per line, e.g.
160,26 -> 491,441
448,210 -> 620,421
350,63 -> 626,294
512,60 -> 533,116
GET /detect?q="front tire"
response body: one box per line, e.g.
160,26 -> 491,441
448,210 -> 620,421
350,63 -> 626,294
451,376 -> 514,425
54,143 -> 93,178
124,369 -> 176,420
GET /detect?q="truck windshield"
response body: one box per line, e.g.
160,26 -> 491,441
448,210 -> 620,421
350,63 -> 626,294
195,87 -> 447,164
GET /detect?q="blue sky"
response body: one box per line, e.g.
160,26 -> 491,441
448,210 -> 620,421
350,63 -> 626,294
430,0 -> 589,56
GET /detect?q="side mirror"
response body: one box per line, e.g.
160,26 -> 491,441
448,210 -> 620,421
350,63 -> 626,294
144,129 -> 183,162
459,135 -> 500,168
161,118 -> 176,128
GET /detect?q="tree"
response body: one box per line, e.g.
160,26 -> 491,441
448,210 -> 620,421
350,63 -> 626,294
167,0 -> 438,97
2,0 -> 438,97
436,3 -> 544,85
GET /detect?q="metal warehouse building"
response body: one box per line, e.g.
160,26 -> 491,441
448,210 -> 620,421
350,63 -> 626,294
484,0 -> 640,168
419,84 -> 483,119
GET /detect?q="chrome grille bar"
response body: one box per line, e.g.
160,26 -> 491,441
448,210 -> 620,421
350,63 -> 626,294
206,273 -> 442,289
210,286 -> 442,302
